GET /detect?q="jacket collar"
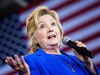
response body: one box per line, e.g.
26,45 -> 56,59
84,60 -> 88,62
35,48 -> 85,74
35,48 -> 63,75
35,48 -> 85,67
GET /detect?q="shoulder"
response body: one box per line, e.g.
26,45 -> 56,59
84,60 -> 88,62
24,53 -> 37,61
24,53 -> 36,58
23,53 -> 39,67
23,53 -> 38,63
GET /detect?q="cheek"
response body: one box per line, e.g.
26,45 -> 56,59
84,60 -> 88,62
35,31 -> 46,40
56,28 -> 61,37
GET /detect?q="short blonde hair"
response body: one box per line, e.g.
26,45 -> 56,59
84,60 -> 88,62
26,6 -> 63,53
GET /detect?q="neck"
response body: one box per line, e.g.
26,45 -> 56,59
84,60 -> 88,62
42,48 -> 61,54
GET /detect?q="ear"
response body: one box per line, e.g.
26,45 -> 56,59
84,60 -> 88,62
33,34 -> 38,43
33,34 -> 37,41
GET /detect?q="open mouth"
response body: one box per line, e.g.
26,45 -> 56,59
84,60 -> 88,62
48,34 -> 56,39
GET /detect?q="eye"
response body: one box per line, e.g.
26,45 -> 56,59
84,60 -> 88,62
51,22 -> 55,26
40,24 -> 45,29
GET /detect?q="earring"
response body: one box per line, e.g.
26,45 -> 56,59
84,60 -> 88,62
35,41 -> 38,44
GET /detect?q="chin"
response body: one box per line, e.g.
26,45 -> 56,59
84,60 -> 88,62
47,40 -> 60,45
48,42 -> 59,46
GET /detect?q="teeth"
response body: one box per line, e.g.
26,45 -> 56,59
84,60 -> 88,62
50,35 -> 54,37
48,35 -> 55,39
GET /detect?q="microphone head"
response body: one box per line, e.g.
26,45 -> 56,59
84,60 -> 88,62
62,36 -> 70,45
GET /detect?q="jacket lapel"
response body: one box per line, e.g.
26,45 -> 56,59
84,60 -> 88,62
60,50 -> 84,67
60,50 -> 90,74
35,48 -> 63,75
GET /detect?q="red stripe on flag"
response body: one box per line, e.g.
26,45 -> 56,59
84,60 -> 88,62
96,63 -> 100,69
51,0 -> 77,11
92,47 -> 100,55
4,70 -> 18,75
61,2 -> 100,23
80,32 -> 100,43
64,16 -> 100,36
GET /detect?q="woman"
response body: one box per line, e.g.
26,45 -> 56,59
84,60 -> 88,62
5,6 -> 100,75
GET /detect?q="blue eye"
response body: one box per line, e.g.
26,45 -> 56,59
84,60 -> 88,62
40,25 -> 44,28
52,23 -> 55,26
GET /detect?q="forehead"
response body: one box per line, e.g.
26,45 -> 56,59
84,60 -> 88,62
38,14 -> 55,22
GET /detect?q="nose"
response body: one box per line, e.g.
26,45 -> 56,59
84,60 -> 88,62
48,30 -> 54,33
47,24 -> 54,33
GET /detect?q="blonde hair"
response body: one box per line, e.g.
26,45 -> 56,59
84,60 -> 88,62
26,6 -> 63,53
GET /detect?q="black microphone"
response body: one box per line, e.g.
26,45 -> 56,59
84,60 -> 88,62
62,36 -> 95,58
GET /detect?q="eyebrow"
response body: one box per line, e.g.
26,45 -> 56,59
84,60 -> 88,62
49,19 -> 55,21
38,19 -> 56,25
38,21 -> 44,25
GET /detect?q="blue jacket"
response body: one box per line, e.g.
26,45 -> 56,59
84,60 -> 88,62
19,48 -> 100,75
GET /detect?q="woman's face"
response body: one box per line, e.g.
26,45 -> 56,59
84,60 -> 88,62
34,14 -> 61,50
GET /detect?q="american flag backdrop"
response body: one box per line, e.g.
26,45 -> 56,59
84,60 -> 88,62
0,0 -> 100,75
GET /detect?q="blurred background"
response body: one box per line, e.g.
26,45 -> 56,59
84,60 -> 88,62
0,0 -> 100,75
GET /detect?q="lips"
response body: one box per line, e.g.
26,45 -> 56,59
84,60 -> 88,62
48,34 -> 56,39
